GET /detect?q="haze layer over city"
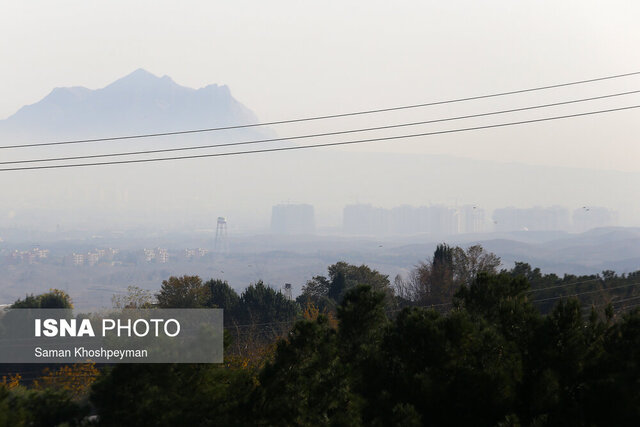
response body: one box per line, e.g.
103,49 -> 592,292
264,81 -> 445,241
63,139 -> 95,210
1,1 -> 640,310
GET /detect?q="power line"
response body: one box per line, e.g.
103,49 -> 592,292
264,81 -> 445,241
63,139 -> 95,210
619,302 -> 640,312
527,277 -> 602,293
225,319 -> 297,329
531,281 -> 640,303
388,301 -> 454,314
398,281 -> 640,312
2,70 -> 640,150
1,103 -> 638,172
584,295 -> 640,310
4,89 -> 639,166
610,294 -> 640,305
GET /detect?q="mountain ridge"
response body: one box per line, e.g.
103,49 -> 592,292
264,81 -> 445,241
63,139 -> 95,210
0,69 -> 262,138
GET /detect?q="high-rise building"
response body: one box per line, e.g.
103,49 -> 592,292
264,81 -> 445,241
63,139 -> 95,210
343,204 -> 391,235
429,205 -> 459,235
271,204 -> 316,235
72,253 -> 85,266
391,205 -> 420,235
492,206 -> 570,232
344,204 -> 463,236
459,205 -> 485,234
157,248 -> 169,263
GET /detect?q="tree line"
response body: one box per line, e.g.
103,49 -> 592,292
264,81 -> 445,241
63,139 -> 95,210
1,244 -> 639,425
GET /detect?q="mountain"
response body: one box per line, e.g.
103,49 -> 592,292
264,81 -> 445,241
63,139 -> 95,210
0,69 -> 268,139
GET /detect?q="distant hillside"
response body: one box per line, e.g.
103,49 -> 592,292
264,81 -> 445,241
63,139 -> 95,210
0,69 -> 270,139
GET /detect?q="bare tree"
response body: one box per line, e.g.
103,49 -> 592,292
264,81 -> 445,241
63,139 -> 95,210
398,244 -> 501,306
453,245 -> 501,287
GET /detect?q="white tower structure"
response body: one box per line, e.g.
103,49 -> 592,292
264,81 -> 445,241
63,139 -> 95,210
214,217 -> 229,253
283,283 -> 293,300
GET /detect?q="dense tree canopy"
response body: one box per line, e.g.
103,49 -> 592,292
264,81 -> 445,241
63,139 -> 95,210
234,281 -> 297,324
206,279 -> 240,312
257,274 -> 640,426
11,289 -> 73,309
156,275 -> 210,308
3,249 -> 640,425
0,383 -> 88,427
298,261 -> 392,311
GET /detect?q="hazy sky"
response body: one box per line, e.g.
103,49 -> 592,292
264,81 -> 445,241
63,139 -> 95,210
1,1 -> 640,232
2,1 -> 639,169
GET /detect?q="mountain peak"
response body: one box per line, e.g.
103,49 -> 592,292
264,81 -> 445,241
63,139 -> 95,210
125,68 -> 159,80
106,68 -> 167,88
